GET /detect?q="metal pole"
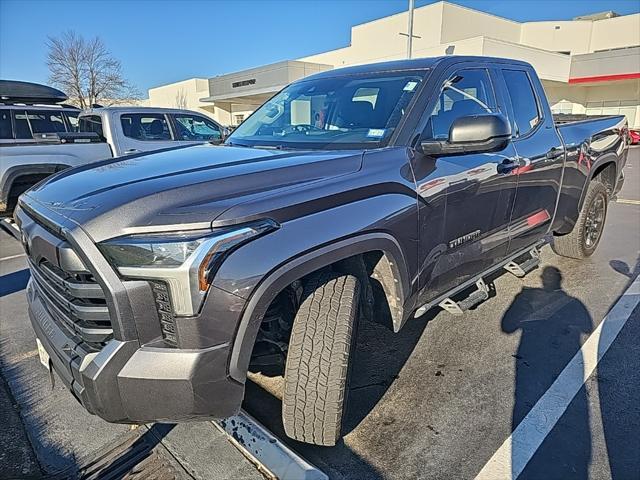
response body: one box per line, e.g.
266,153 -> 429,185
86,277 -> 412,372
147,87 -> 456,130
407,0 -> 415,59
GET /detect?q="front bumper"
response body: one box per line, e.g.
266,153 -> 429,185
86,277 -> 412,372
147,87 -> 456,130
18,200 -> 245,423
28,275 -> 244,423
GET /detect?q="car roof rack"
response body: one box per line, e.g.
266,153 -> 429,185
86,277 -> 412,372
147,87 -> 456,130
0,79 -> 68,105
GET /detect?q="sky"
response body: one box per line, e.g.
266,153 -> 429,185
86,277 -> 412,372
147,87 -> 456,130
1,0 -> 639,95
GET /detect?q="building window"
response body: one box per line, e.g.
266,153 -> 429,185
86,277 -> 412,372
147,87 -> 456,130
550,100 -> 574,115
235,114 -> 245,125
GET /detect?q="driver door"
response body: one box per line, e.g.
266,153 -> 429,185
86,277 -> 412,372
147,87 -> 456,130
416,67 -> 520,302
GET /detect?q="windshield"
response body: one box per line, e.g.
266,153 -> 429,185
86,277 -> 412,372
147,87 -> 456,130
227,71 -> 427,150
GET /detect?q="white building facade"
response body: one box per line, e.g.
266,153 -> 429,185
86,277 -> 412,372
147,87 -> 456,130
144,2 -> 640,128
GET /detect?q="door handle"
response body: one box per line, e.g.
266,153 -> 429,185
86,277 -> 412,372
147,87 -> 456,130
497,158 -> 520,174
125,148 -> 140,154
546,147 -> 564,160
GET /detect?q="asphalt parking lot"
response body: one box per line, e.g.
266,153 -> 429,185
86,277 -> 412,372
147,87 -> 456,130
1,147 -> 639,480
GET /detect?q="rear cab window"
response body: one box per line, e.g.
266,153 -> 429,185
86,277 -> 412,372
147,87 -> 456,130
0,110 -> 11,139
3,108 -> 80,140
12,110 -> 33,139
26,110 -> 66,134
501,69 -> 541,137
78,115 -> 105,140
64,112 -> 79,132
120,113 -> 172,141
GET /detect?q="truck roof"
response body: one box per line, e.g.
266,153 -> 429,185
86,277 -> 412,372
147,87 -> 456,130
303,55 -> 533,81
81,106 -> 210,115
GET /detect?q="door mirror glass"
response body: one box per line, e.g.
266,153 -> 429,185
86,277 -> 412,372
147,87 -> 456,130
420,113 -> 511,156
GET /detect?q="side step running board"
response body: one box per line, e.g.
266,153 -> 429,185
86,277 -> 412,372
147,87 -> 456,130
413,240 -> 546,319
438,279 -> 489,316
504,246 -> 541,278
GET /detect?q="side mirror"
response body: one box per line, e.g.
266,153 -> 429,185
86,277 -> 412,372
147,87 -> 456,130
420,113 -> 512,156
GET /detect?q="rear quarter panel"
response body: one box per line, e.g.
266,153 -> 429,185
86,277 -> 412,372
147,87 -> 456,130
554,115 -> 628,234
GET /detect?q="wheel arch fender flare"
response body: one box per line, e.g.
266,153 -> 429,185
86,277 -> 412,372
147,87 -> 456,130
1,163 -> 70,205
577,152 -> 618,212
228,232 -> 410,383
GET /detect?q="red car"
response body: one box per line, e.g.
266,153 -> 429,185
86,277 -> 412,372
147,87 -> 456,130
629,129 -> 640,145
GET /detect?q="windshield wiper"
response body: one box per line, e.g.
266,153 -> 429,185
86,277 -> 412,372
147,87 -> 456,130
252,144 -> 286,150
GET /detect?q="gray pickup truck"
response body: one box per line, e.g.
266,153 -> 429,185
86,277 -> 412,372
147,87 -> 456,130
16,56 -> 628,446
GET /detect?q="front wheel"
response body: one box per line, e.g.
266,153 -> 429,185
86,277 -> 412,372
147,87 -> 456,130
552,180 -> 608,259
282,271 -> 360,446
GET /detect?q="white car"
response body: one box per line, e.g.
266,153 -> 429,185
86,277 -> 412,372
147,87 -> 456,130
0,81 -> 226,215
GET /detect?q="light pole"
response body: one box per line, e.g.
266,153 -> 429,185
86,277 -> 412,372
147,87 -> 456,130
399,0 -> 420,59
407,0 -> 415,59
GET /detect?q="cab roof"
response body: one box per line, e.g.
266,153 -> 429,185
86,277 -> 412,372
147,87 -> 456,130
301,55 -> 533,81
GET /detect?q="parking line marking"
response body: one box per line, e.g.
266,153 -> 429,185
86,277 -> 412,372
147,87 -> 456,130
475,274 -> 640,480
616,198 -> 640,205
0,253 -> 26,262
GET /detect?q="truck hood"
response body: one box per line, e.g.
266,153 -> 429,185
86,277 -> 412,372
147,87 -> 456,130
24,144 -> 363,242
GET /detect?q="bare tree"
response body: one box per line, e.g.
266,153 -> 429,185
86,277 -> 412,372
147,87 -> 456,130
46,31 -> 139,108
175,88 -> 188,109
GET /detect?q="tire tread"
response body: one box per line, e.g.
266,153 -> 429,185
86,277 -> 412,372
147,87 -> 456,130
283,271 -> 359,446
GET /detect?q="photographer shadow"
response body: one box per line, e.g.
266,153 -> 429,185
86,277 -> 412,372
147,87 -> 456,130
501,266 -> 593,479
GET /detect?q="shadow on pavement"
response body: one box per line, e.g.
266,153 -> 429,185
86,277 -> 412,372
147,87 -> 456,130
0,268 -> 30,298
0,337 -> 71,479
501,266 -> 593,479
599,257 -> 640,480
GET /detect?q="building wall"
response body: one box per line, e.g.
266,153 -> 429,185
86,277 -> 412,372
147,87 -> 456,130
146,78 -> 231,124
302,3 -> 444,66
589,14 -> 640,52
520,13 -> 640,55
440,3 -> 521,44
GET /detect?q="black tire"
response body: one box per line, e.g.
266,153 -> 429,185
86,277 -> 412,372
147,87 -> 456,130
282,271 -> 360,446
552,180 -> 608,259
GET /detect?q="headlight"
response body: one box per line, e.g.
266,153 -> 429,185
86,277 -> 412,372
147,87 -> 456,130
99,219 -> 278,316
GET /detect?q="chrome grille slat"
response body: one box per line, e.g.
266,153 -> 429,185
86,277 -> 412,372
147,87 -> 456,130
20,207 -> 113,347
32,280 -> 113,344
29,263 -> 110,323
28,255 -> 113,346
38,262 -> 105,299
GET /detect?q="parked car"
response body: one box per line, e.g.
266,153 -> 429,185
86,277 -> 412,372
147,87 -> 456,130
1,80 -> 226,215
629,128 -> 640,145
17,56 -> 627,447
77,106 -> 227,156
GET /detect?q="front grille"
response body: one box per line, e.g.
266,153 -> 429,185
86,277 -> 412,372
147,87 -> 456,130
29,258 -> 113,347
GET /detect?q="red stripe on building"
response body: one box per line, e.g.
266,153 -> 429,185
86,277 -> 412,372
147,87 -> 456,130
568,72 -> 640,84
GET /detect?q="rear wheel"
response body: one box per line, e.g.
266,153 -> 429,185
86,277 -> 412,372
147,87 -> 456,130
552,180 -> 608,259
282,271 -> 360,446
